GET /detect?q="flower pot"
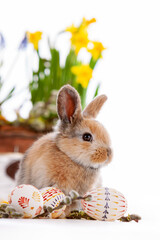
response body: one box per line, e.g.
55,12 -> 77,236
0,125 -> 44,153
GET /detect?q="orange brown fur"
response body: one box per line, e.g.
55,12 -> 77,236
20,133 -> 98,195
83,95 -> 107,119
91,147 -> 108,163
16,85 -> 112,215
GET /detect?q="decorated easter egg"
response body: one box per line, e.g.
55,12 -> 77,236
8,184 -> 43,218
81,187 -> 127,221
40,187 -> 66,218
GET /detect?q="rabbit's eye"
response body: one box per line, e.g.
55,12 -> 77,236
82,133 -> 93,142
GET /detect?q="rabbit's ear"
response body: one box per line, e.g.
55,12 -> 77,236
57,85 -> 82,123
82,95 -> 107,119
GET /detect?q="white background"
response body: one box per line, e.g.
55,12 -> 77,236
0,0 -> 160,239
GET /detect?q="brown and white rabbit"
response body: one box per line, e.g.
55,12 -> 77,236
16,84 -> 112,214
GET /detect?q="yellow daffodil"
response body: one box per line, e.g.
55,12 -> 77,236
65,24 -> 78,34
27,31 -> 42,50
66,18 -> 96,34
71,64 -> 93,88
66,18 -> 96,54
81,17 -> 96,30
87,41 -> 106,60
71,30 -> 89,55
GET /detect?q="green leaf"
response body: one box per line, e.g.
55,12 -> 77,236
61,49 -> 80,88
0,86 -> 15,106
50,48 -> 61,90
77,84 -> 87,109
93,83 -> 100,98
30,54 -> 57,104
89,57 -> 98,69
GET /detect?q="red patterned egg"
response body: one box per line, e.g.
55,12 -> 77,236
8,184 -> 43,218
40,187 -> 66,219
81,187 -> 127,221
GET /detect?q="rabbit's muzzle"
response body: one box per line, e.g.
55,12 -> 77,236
91,147 -> 112,163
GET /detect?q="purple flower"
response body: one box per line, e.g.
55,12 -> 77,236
18,33 -> 28,50
0,33 -> 5,49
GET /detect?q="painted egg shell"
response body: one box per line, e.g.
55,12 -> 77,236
81,187 -> 127,221
40,187 -> 66,218
8,184 -> 43,218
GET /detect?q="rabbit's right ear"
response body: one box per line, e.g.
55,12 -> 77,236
57,85 -> 82,123
82,94 -> 107,119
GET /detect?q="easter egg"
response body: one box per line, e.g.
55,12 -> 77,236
81,187 -> 127,221
8,184 -> 43,218
40,187 -> 66,218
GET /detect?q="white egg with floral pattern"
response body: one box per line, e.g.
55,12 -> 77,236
8,184 -> 43,218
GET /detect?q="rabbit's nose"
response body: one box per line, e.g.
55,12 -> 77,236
107,147 -> 112,157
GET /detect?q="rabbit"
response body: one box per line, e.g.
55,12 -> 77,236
16,84 -> 112,215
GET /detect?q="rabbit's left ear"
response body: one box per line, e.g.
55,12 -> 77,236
82,95 -> 107,119
57,84 -> 82,123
